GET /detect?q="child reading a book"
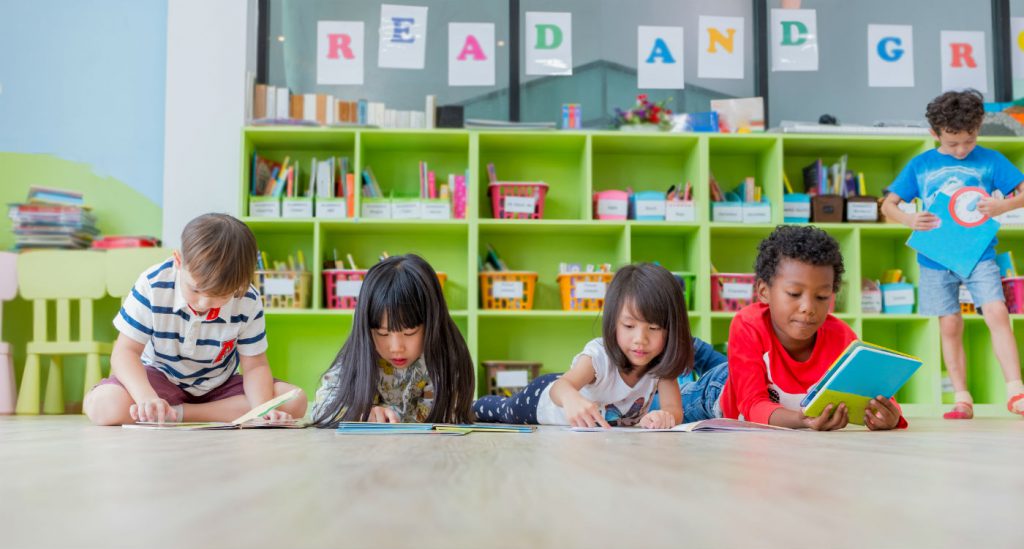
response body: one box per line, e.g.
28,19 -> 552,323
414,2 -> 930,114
84,213 -> 307,425
311,254 -> 475,426
473,263 -> 701,428
720,226 -> 907,430
880,89 -> 1024,419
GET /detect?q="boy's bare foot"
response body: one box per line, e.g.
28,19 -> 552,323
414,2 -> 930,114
943,401 -> 973,420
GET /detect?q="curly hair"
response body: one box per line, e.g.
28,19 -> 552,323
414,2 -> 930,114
926,89 -> 984,134
754,225 -> 844,292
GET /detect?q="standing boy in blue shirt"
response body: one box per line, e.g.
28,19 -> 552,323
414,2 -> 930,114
881,89 -> 1024,419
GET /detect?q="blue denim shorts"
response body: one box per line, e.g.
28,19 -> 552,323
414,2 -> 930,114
918,259 -> 1004,316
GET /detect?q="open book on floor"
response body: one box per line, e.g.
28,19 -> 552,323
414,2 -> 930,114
801,340 -> 923,425
569,419 -> 791,432
336,422 -> 536,435
122,388 -> 304,430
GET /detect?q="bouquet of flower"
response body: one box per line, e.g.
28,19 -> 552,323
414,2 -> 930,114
613,94 -> 673,130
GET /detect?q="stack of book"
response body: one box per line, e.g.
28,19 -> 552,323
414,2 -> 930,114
8,186 -> 99,250
252,84 -> 435,129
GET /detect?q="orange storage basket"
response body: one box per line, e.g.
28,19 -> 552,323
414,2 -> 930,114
557,272 -> 614,311
479,271 -> 537,310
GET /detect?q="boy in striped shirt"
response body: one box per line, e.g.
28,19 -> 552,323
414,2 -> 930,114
84,213 -> 306,425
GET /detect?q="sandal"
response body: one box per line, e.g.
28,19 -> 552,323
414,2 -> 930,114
943,401 -> 974,420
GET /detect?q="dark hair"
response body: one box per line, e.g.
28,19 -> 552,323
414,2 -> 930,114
180,213 -> 257,297
926,89 -> 984,134
602,263 -> 692,379
755,225 -> 844,292
313,254 -> 474,427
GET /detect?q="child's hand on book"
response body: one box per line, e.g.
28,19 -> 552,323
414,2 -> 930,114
639,410 -> 675,429
864,397 -> 901,430
130,398 -> 177,423
907,212 -> 940,231
367,405 -> 401,423
564,394 -> 611,429
261,409 -> 294,423
802,403 -> 848,431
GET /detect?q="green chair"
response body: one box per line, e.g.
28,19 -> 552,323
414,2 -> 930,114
105,248 -> 173,299
15,251 -> 111,414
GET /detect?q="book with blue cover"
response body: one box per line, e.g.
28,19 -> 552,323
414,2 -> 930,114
801,341 -> 922,425
906,188 -> 1001,278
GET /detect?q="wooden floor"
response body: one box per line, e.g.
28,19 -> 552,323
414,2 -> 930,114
2,417 -> 1023,549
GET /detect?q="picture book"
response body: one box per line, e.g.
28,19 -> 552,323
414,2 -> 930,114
570,419 -> 790,432
907,187 -> 1000,278
801,340 -> 922,425
122,388 -> 303,431
336,422 -> 536,435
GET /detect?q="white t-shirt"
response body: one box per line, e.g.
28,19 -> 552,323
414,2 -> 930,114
535,338 -> 660,426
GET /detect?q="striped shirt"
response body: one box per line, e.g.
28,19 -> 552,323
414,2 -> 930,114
113,258 -> 268,396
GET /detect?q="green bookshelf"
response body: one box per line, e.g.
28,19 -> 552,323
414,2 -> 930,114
240,128 -> 1024,418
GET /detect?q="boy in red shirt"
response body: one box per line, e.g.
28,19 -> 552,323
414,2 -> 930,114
720,226 -> 907,430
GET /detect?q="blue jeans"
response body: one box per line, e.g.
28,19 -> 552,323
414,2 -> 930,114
651,337 -> 728,421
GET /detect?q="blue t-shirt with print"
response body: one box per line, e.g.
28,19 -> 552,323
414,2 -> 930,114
887,145 -> 1023,271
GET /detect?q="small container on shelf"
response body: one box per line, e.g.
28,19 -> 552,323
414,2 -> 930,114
315,197 -> 347,219
557,272 -> 614,311
1003,277 -> 1024,314
711,273 -> 756,311
282,197 -> 314,219
479,271 -> 538,310
861,279 -> 882,313
249,196 -> 281,218
665,200 -> 696,222
593,190 -> 629,220
488,182 -> 549,220
630,191 -> 667,221
360,198 -> 392,219
846,195 -> 880,222
254,270 -> 312,309
421,199 -> 452,220
484,360 -> 543,397
323,269 -> 369,309
741,200 -> 771,224
390,199 -> 423,220
783,193 -> 811,223
811,195 -> 844,223
711,201 -> 743,223
880,282 -> 915,314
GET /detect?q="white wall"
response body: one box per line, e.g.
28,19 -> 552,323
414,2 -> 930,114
162,0 -> 259,248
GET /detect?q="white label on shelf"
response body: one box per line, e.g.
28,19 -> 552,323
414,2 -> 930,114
315,200 -> 346,219
897,201 -> 918,215
884,288 -> 915,307
861,292 -> 882,313
249,201 -> 281,218
336,280 -> 363,297
573,281 -> 606,299
422,202 -> 452,220
264,278 -> 296,296
722,282 -> 753,300
997,208 -> 1024,225
712,204 -> 742,222
958,284 -> 973,304
492,281 -> 524,299
742,204 -> 771,224
665,201 -> 695,222
282,200 -> 313,218
783,201 -> 811,219
503,196 -> 537,214
495,370 -> 530,387
636,200 -> 666,217
361,202 -> 391,219
597,199 -> 628,216
392,201 -> 423,219
847,202 -> 878,221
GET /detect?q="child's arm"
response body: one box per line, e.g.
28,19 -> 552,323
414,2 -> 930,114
110,333 -> 177,423
880,193 -> 939,231
639,377 -> 682,429
238,352 -> 292,421
979,181 -> 1024,217
549,355 -> 611,428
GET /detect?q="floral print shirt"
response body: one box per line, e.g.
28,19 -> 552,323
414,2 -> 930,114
313,356 -> 435,423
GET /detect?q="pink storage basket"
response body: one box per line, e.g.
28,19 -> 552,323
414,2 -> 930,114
488,182 -> 549,219
711,273 -> 756,312
323,269 -> 368,309
1004,277 -> 1024,314
593,190 -> 629,220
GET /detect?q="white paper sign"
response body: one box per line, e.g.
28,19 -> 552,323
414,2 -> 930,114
573,282 -> 606,300
742,203 -> 771,224
361,201 -> 391,219
526,12 -> 572,75
868,24 -> 914,87
712,203 -> 743,223
249,200 -> 280,218
638,26 -> 684,89
958,284 -> 974,304
422,201 -> 452,220
1013,18 -> 1024,80
783,201 -> 811,219
318,21 -> 365,85
699,16 -> 744,79
884,288 -> 915,307
771,9 -> 818,71
265,278 -> 296,296
495,370 -> 529,388
997,207 -> 1024,225
847,201 -> 878,221
597,198 -> 628,216
449,23 -> 495,86
283,200 -> 313,218
392,201 -> 423,219
503,196 -> 537,214
492,281 -> 524,299
636,199 -> 667,217
862,292 -> 882,313
378,4 -> 428,69
722,283 -> 753,300
316,200 -> 347,219
336,280 -> 363,298
666,201 -> 696,222
941,31 -> 988,93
